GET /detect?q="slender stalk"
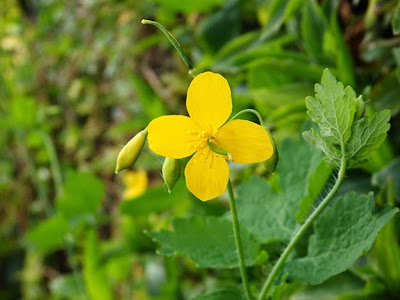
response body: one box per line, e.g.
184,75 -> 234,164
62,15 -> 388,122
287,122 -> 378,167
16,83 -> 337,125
66,238 -> 89,300
227,180 -> 252,300
257,158 -> 346,300
15,131 -> 50,214
229,109 -> 264,127
141,19 -> 196,76
39,131 -> 64,198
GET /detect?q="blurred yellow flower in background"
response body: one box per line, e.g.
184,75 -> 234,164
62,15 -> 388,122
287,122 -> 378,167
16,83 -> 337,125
147,72 -> 273,201
122,169 -> 148,200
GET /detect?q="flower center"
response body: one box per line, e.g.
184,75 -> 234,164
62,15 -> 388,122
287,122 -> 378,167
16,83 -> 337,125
187,129 -> 217,152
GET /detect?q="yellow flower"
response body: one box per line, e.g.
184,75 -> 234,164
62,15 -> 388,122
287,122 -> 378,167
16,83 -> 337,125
122,169 -> 148,200
147,72 -> 273,201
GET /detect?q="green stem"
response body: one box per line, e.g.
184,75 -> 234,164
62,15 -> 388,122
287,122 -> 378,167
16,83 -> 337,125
229,109 -> 264,127
227,180 -> 252,300
65,238 -> 89,300
141,19 -> 196,76
15,131 -> 51,215
39,131 -> 64,198
257,157 -> 346,300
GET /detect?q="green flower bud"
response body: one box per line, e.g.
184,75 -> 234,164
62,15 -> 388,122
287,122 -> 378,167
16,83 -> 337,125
115,129 -> 148,174
263,128 -> 279,174
354,96 -> 365,120
162,157 -> 181,193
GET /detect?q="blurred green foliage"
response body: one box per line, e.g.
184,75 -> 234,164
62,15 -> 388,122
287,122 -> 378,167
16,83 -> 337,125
1,0 -> 400,299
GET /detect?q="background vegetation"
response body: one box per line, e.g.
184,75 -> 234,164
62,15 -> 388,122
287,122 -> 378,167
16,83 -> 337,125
1,0 -> 400,299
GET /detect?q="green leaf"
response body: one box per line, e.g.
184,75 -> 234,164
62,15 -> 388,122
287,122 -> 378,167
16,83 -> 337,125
130,74 -> 168,120
214,31 -> 259,64
372,71 -> 400,116
214,35 -> 298,72
392,5 -> 400,35
302,129 -> 341,166
304,69 -> 391,168
56,170 -> 104,220
325,12 -> 355,87
120,179 -> 189,216
285,192 -> 399,285
49,274 -> 86,299
151,0 -> 222,13
297,158 -> 332,223
260,0 -> 305,41
147,216 -> 260,268
83,230 -> 113,300
305,69 -> 356,146
369,211 -> 400,293
198,1 -> 240,53
191,288 -> 244,300
236,138 -> 330,243
289,273 -> 364,300
26,214 -> 69,253
251,83 -> 313,117
372,158 -> 400,200
345,110 -> 391,168
11,96 -> 37,129
301,0 -> 326,56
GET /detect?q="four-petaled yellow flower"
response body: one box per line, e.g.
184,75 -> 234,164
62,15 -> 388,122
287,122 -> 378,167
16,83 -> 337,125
148,72 -> 273,201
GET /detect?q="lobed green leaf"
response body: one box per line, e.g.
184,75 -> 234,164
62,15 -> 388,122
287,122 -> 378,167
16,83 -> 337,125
26,214 -> 69,253
147,216 -> 260,268
345,110 -> 391,168
120,179 -> 188,216
302,129 -> 341,166
236,138 -> 330,243
305,68 -> 356,146
56,170 -> 104,220
285,192 -> 398,284
304,69 -> 391,168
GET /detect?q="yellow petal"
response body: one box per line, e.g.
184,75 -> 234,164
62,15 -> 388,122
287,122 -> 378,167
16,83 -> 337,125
186,72 -> 232,131
122,169 -> 148,200
215,119 -> 273,164
184,149 -> 229,201
148,115 -> 200,159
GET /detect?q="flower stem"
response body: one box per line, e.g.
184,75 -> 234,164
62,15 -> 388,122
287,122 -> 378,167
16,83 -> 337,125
227,180 -> 252,300
257,157 -> 346,300
229,109 -> 264,127
39,130 -> 64,198
141,19 -> 196,76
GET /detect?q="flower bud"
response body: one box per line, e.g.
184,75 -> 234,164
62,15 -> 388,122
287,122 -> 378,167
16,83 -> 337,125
115,129 -> 148,174
354,96 -> 365,120
263,128 -> 279,174
162,157 -> 180,193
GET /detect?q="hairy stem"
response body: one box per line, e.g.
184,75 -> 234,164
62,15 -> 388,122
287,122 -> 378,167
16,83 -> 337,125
257,157 -> 346,299
227,180 -> 252,300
